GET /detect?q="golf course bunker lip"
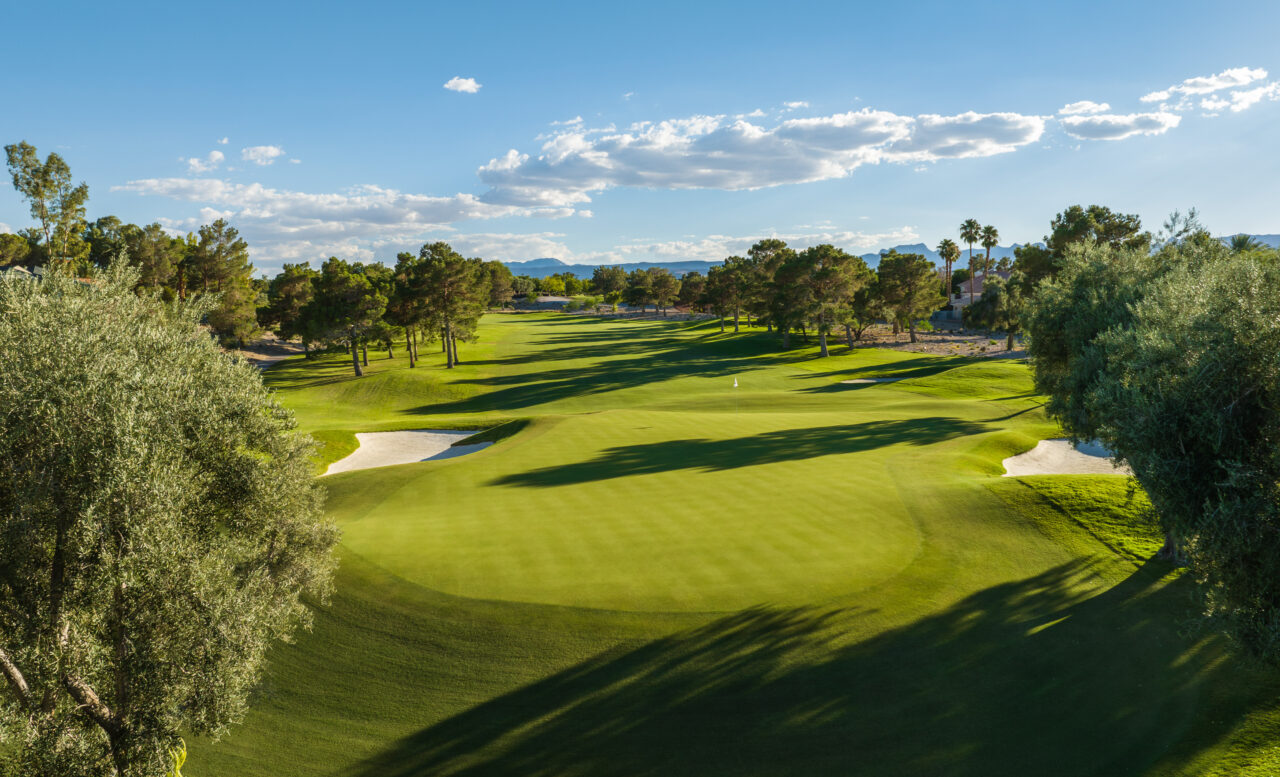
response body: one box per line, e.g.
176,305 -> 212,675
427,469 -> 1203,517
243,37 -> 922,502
1002,438 -> 1133,477
324,430 -> 493,476
840,377 -> 902,384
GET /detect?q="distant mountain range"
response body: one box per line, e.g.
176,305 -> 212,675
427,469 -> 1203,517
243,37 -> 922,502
501,235 -> 1278,278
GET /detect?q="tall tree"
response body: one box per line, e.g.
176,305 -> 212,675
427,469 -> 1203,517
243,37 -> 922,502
876,250 -> 945,343
649,268 -> 680,316
0,265 -> 337,776
980,224 -> 999,277
1228,234 -> 1265,254
704,265 -> 735,332
0,232 -> 31,268
769,253 -> 814,349
121,223 -> 181,293
263,263 -> 318,349
677,271 -> 706,309
1046,204 -> 1151,259
305,257 -> 387,376
4,141 -> 89,271
959,219 -> 981,305
799,244 -> 871,357
188,220 -> 257,345
624,268 -> 653,313
964,273 -> 1023,350
418,242 -> 486,369
746,239 -> 795,331
936,238 -> 960,301
484,261 -> 515,308
84,216 -> 126,268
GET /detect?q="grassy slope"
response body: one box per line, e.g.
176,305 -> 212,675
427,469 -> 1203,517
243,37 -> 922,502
201,314 -> 1280,776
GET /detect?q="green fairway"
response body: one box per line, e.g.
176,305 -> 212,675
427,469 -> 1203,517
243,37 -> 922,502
199,313 -> 1280,776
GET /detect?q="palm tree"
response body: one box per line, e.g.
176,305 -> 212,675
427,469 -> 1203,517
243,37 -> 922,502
1230,234 -> 1264,253
959,219 -> 981,304
936,238 -> 960,301
980,224 -> 1000,279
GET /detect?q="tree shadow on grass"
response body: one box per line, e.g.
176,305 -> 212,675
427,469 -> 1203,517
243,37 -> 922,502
343,559 -> 1262,777
490,417 -> 986,488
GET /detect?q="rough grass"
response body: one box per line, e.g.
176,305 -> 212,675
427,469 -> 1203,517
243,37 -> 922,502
197,313 -> 1280,776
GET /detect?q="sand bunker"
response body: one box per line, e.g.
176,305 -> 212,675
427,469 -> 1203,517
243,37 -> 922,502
1002,439 -> 1133,477
840,378 -> 902,384
324,430 -> 492,476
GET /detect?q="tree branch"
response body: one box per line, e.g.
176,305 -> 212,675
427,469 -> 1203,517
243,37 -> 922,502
0,644 -> 32,709
62,673 -> 121,738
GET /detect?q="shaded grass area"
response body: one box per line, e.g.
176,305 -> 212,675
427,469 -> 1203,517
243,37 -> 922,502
199,313 -> 1280,776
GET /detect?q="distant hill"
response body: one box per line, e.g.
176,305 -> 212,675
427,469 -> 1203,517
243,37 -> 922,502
503,234 -> 1277,278
1218,233 -> 1280,249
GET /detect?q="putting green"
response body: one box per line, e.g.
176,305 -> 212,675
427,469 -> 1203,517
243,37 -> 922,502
194,313 -> 1280,777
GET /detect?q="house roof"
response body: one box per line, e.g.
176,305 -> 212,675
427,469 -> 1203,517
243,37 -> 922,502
957,270 -> 1011,296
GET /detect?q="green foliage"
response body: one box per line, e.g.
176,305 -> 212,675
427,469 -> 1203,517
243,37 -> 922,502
4,141 -> 89,270
875,249 -> 944,342
0,266 -> 337,775
1046,204 -> 1151,258
963,274 -> 1024,348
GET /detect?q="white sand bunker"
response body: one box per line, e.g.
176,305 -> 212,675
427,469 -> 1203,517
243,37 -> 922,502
1002,439 -> 1133,477
840,377 -> 902,384
324,430 -> 492,476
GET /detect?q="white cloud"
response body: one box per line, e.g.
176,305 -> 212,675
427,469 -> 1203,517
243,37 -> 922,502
0,222 -> 12,234
1141,66 -> 1268,103
1058,100 -> 1110,115
443,76 -> 482,93
605,226 -> 921,264
623,91 -> 634,100
241,145 -> 286,165
550,116 -> 583,126
289,158 -> 302,164
112,177 -> 572,266
184,150 -> 225,173
216,137 -> 229,145
1208,81 -> 1280,113
1059,111 -> 1181,141
783,101 -> 810,110
477,108 -> 1043,208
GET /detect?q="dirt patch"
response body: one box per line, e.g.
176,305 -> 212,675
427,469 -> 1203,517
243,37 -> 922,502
229,334 -> 306,369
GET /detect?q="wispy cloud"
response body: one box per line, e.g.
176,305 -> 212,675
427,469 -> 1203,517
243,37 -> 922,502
1200,81 -> 1280,113
241,145 -> 286,165
1141,66 -> 1268,103
216,137 -> 229,145
184,150 -> 225,173
443,76 -> 482,94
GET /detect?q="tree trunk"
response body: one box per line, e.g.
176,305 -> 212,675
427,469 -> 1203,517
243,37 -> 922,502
361,341 -> 369,367
782,327 -> 791,349
405,327 -> 415,367
845,324 -> 854,349
444,322 -> 454,368
451,334 -> 460,365
350,328 -> 363,376
719,316 -> 725,333
733,307 -> 740,333
1007,331 -> 1015,351
819,330 -> 829,357
968,252 -> 975,305
908,319 -> 918,343
386,341 -> 394,358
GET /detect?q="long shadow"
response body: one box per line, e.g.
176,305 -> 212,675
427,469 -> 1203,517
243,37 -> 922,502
343,560 -> 1262,777
410,344 -> 790,415
491,417 -> 985,487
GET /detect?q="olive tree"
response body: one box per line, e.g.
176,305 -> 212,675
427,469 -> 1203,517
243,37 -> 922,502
0,266 -> 338,775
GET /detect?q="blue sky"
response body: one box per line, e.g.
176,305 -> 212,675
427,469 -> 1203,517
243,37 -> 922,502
2,0 -> 1279,273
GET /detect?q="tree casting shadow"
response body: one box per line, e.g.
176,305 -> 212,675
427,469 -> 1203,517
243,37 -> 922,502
490,417 -> 987,488
342,560 -> 1259,777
